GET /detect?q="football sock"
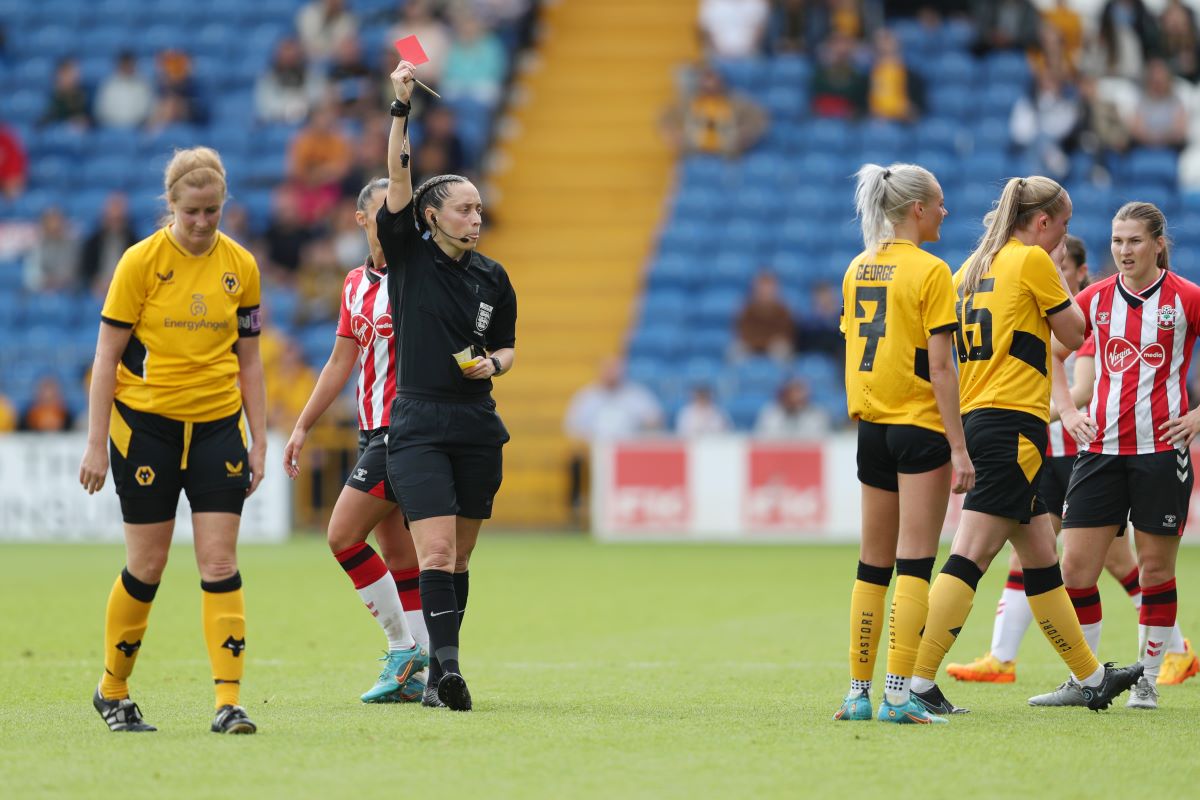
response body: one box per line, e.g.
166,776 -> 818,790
201,572 -> 246,709
1167,623 -> 1185,655
885,557 -> 935,706
848,561 -> 891,695
429,571 -> 470,685
1066,583 -> 1103,654
990,570 -> 1033,663
335,543 -> 414,651
1120,566 -> 1142,609
1024,564 -> 1101,684
392,567 -> 428,648
1140,579 -> 1178,683
914,555 -> 982,682
100,567 -> 158,700
420,569 -> 460,678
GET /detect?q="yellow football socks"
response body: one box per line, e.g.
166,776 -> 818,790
201,572 -> 246,709
99,568 -> 158,700
914,555 -> 982,681
888,561 -> 934,682
1024,565 -> 1102,682
849,562 -> 892,685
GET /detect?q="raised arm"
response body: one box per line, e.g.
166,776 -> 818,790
385,60 -> 417,214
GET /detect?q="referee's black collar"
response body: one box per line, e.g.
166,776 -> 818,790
425,235 -> 474,270
1116,269 -> 1166,308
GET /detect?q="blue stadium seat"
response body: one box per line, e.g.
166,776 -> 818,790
769,54 -> 812,87
764,86 -> 807,122
925,51 -> 979,87
736,357 -> 786,394
629,324 -> 686,360
985,51 -> 1032,87
640,290 -> 689,324
1125,148 -> 1180,189
938,18 -> 977,52
649,252 -> 696,290
891,18 -> 935,59
726,392 -> 770,431
860,121 -> 912,153
913,117 -> 964,154
713,57 -> 769,94
695,287 -> 744,325
691,328 -> 732,360
927,85 -> 973,119
806,119 -> 858,155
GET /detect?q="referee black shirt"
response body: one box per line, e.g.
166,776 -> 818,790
377,199 -> 517,402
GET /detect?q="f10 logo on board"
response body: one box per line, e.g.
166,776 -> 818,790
1104,336 -> 1164,373
609,445 -> 689,530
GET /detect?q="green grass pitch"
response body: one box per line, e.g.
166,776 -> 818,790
2,536 -> 1199,799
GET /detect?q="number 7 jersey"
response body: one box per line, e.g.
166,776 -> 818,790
841,239 -> 959,433
953,238 -> 1072,422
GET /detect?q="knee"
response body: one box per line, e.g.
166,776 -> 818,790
197,555 -> 239,584
1138,555 -> 1173,587
326,525 -> 363,556
420,537 -> 455,573
127,552 -> 169,585
454,549 -> 473,573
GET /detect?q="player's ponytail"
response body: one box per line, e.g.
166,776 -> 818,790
161,146 -> 227,222
961,175 -> 1066,295
1113,201 -> 1171,271
853,162 -> 939,261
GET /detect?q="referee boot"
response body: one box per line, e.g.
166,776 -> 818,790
437,672 -> 472,712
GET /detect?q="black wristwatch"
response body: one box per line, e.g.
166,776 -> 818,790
389,99 -> 411,117
490,356 -> 503,375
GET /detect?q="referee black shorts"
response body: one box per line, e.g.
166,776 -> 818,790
386,397 -> 510,522
109,400 -> 248,524
856,420 -> 951,492
961,408 -> 1047,524
346,427 -> 396,503
1062,450 -> 1193,537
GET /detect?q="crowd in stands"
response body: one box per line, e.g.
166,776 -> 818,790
0,0 -> 537,434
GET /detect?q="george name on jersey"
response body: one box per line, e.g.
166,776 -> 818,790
855,263 -> 896,281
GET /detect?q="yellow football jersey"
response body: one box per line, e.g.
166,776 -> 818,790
841,239 -> 959,432
954,238 -> 1071,422
101,228 -> 262,422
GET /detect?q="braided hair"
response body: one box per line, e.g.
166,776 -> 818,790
412,174 -> 470,234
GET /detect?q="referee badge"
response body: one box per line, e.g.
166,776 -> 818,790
475,302 -> 493,333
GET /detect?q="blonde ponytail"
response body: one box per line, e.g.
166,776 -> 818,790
854,162 -> 939,260
961,175 -> 1066,294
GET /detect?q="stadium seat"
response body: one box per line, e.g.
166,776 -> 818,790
1125,148 -> 1180,189
985,51 -> 1031,86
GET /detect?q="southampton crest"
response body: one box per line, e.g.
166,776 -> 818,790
1157,304 -> 1178,330
475,302 -> 493,333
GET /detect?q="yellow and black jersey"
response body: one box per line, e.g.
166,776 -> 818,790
841,239 -> 958,432
101,228 -> 262,422
953,238 -> 1071,422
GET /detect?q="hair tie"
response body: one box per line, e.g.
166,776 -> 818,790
882,169 -> 891,180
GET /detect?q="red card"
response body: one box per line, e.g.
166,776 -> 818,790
394,35 -> 430,66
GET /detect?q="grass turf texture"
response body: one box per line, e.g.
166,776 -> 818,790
2,537 -> 1199,799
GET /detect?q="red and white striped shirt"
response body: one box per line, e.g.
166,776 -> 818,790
1076,270 -> 1200,455
1047,335 -> 1096,457
336,261 -> 396,430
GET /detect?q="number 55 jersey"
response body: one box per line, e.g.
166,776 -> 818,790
1074,269 -> 1200,455
953,239 -> 1071,422
841,238 -> 959,433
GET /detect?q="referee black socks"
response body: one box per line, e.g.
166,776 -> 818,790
420,569 -> 461,679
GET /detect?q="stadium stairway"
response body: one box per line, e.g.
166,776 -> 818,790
482,0 -> 697,527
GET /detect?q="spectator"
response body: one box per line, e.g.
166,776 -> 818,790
414,102 -> 469,178
264,185 -> 317,277
286,101 -> 354,224
867,28 -> 925,122
661,64 -> 768,157
970,0 -> 1040,54
1010,67 -> 1081,179
294,237 -> 344,324
41,57 -> 91,128
24,207 -> 79,293
326,32 -> 373,117
0,384 -> 16,432
676,385 -> 732,436
564,357 -> 664,523
754,377 -> 831,438
20,375 -> 73,432
255,37 -> 325,124
388,0 -> 453,86
733,271 -> 795,361
1093,0 -> 1162,81
1029,21 -> 1077,84
796,280 -> 843,359
810,32 -> 868,119
221,202 -> 253,246
79,192 -> 138,294
442,12 -> 509,108
699,0 -> 770,59
768,0 -> 825,54
265,338 -> 317,431
1042,0 -> 1085,66
330,196 -> 368,269
1076,73 -> 1131,183
296,0 -> 359,62
1160,0 -> 1200,82
149,50 -> 207,128
471,0 -> 540,53
827,0 -> 882,42
94,51 -> 153,129
1130,58 -> 1189,149
0,123 -> 27,199
341,123 -> 390,199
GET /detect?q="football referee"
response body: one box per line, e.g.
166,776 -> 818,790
377,59 -> 517,711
